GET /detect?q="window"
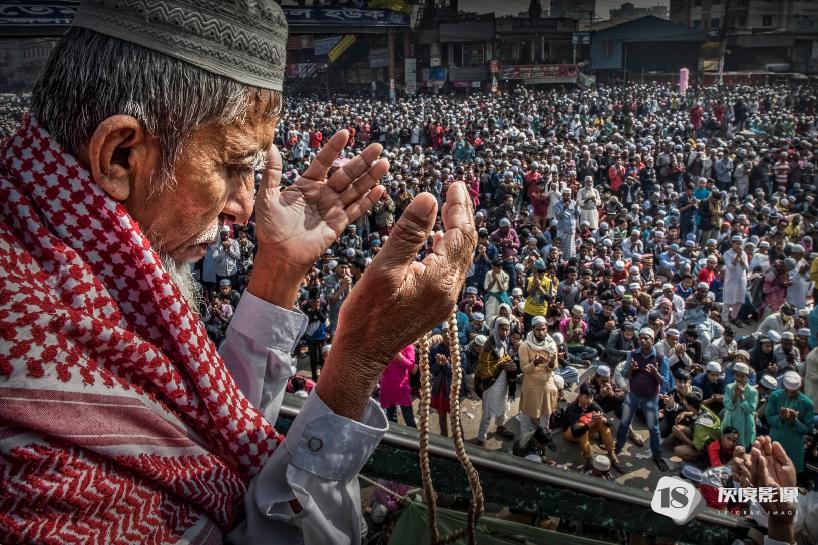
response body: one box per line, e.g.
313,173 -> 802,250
692,19 -> 701,28
762,14 -> 773,26
711,17 -> 720,28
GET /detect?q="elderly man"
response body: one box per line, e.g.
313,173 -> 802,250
0,3 -> 477,544
518,316 -> 559,437
553,187 -> 578,259
722,235 -> 749,327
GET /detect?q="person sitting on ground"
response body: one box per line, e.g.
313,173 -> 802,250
672,389 -> 722,464
659,369 -> 693,438
583,453 -> 615,481
563,383 -> 622,472
588,364 -> 644,446
693,360 -> 726,410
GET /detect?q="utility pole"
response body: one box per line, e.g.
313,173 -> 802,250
717,0 -> 732,86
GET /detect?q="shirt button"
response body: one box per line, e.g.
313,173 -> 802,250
307,437 -> 323,452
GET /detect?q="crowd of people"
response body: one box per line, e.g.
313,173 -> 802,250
3,81 -> 817,526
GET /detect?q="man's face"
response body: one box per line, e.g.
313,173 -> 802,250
677,378 -> 690,395
781,339 -> 793,351
638,333 -> 653,350
498,324 -> 510,340
220,284 -> 231,295
533,323 -> 548,341
721,432 -> 738,451
578,393 -> 593,410
113,94 -> 277,266
785,387 -> 799,399
706,371 -> 719,383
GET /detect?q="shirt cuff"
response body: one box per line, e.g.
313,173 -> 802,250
230,291 -> 307,354
284,389 -> 388,481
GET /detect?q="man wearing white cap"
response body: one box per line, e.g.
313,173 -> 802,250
720,362 -> 758,448
214,223 -> 242,288
693,361 -> 726,409
518,316 -> 559,436
553,187 -> 579,258
476,317 -> 516,445
615,327 -> 671,471
722,235 -> 748,327
765,371 -> 815,473
583,453 -> 614,480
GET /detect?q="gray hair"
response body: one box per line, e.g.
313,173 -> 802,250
31,27 -> 282,194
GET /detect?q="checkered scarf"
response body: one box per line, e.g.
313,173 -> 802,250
0,115 -> 280,544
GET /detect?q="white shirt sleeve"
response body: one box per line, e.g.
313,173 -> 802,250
220,292 -> 388,545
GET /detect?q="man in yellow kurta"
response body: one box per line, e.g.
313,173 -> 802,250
518,316 -> 559,437
523,259 -> 555,332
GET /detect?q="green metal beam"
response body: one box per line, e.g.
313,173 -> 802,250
276,395 -> 749,545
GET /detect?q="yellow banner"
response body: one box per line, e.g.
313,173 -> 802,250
328,35 -> 356,63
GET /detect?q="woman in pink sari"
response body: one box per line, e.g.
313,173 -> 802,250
378,344 -> 417,427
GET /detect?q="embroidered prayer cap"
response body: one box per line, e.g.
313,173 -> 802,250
782,371 -> 801,390
71,0 -> 288,91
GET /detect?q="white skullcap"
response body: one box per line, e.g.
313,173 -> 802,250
551,332 -> 564,345
705,361 -> 722,373
781,331 -> 795,341
798,328 -> 810,337
474,334 -> 488,347
732,362 -> 750,376
499,218 -> 511,227
496,317 -> 510,326
760,374 -> 778,390
552,374 -> 565,389
596,365 -> 611,378
531,316 -> 547,326
592,454 -> 611,471
782,371 -> 801,390
321,344 -> 332,355
638,328 -> 654,340
767,330 -> 782,343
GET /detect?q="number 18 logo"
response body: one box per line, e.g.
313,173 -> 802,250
650,476 -> 705,524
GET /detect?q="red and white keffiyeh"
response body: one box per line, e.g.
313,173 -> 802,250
0,115 -> 280,544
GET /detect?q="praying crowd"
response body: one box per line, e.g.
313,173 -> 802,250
3,81 -> 817,516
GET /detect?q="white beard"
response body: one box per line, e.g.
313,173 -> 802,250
161,254 -> 202,315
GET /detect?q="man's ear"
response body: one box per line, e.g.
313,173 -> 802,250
87,115 -> 159,202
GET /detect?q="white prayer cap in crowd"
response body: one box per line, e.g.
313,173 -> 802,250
731,235 -> 743,242
472,312 -> 485,321
551,332 -> 564,345
499,218 -> 511,227
798,328 -> 811,337
638,328 -> 654,340
496,317 -> 510,326
512,287 -> 523,297
517,302 -> 526,313
294,389 -> 309,398
515,263 -> 525,272
345,248 -> 356,258
328,260 -> 338,270
466,286 -> 479,294
732,362 -> 750,376
760,375 -> 778,390
782,371 -> 802,390
321,344 -> 332,355
791,244 -> 805,253
780,331 -> 795,341
767,330 -> 782,343
524,453 -> 543,463
667,328 -> 680,337
596,365 -> 611,378
562,187 -> 572,194
697,282 -> 709,290
219,279 -> 231,287
705,361 -> 722,373
221,224 -> 231,233
759,241 -> 771,248
615,260 -> 625,270
662,283 -> 673,290
552,374 -> 565,389
474,335 -> 488,347
592,454 -> 611,471
532,316 -> 547,326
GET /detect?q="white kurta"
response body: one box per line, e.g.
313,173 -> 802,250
577,187 -> 601,229
481,370 -> 509,419
722,249 -> 748,306
483,269 -> 510,325
221,292 -> 387,545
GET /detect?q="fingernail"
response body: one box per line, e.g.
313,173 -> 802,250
412,195 -> 435,219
